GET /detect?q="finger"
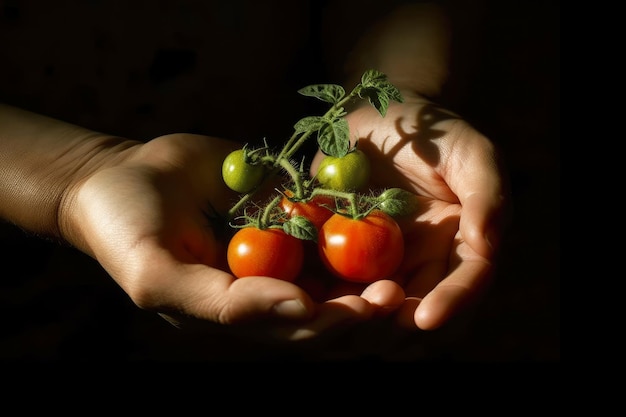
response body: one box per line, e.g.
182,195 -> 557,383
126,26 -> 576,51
449,140 -> 509,259
360,279 -> 406,316
300,271 -> 405,316
129,249 -> 316,325
412,257 -> 493,330
459,189 -> 508,259
394,297 -> 422,328
268,295 -> 375,341
393,260 -> 448,329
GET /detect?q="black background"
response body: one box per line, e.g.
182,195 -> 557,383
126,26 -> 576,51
0,0 -> 559,361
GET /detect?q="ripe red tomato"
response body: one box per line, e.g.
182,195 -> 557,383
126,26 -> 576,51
280,192 -> 335,231
227,226 -> 304,282
318,210 -> 404,283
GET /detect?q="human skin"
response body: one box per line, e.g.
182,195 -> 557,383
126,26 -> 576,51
0,2 -> 509,342
313,1 -> 510,330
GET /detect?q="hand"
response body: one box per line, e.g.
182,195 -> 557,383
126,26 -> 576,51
60,133 -> 405,342
311,93 -> 510,331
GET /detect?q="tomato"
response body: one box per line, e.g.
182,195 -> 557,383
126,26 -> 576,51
318,210 -> 404,283
316,149 -> 370,192
227,226 -> 304,282
222,149 -> 265,193
279,191 -> 335,231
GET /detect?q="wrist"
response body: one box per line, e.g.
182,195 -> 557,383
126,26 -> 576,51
0,105 -> 139,240
57,135 -> 141,253
344,3 -> 451,100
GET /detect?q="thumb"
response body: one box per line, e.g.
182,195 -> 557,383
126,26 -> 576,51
452,141 -> 511,259
459,190 -> 508,259
127,252 -> 316,326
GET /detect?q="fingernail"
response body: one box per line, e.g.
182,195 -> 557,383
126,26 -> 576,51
272,299 -> 309,319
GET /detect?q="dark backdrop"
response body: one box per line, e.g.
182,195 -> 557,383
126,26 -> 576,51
0,0 -> 559,361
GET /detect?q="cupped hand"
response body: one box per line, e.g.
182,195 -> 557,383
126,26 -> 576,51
311,94 -> 510,331
59,133 -> 405,342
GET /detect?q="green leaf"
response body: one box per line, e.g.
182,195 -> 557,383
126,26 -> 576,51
360,87 -> 390,117
358,69 -> 404,116
361,69 -> 387,87
282,215 -> 317,241
317,118 -> 350,157
383,83 -> 404,103
298,84 -> 346,104
294,116 -> 324,135
377,188 -> 420,217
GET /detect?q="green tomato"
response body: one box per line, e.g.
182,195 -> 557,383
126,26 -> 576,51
316,149 -> 370,191
222,149 -> 265,193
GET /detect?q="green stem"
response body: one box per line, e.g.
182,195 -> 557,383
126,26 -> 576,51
260,195 -> 282,229
227,86 -> 364,221
279,158 -> 304,198
311,187 -> 359,218
274,131 -> 301,167
227,163 -> 281,219
228,191 -> 255,219
279,89 -> 360,162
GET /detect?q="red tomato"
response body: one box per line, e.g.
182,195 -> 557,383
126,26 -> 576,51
318,210 -> 404,283
227,227 -> 304,282
279,192 -> 335,231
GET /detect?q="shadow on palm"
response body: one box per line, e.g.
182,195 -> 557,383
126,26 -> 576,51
344,101 -> 464,284
296,101 -> 466,309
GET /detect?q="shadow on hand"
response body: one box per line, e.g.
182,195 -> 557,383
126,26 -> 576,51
357,102 -> 461,193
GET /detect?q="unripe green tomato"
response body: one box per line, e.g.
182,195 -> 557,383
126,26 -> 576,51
316,149 -> 370,191
222,149 -> 265,193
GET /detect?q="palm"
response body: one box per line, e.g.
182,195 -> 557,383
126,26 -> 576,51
72,133 -> 239,303
72,133 -> 405,342
312,99 -> 504,330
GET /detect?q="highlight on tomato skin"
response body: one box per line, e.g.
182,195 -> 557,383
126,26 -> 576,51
316,149 -> 371,192
221,148 -> 266,194
219,71 -> 407,286
317,210 -> 404,283
226,226 -> 304,282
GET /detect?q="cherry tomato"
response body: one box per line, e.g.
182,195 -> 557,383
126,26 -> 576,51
318,210 -> 404,283
316,149 -> 370,192
227,226 -> 304,282
222,149 -> 265,193
280,191 -> 335,231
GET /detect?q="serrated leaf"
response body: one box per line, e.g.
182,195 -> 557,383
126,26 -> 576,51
383,83 -> 404,103
282,215 -> 317,241
379,198 -> 406,216
360,87 -> 390,117
297,84 -> 346,104
317,118 -> 349,157
358,70 -> 403,114
378,188 -> 420,217
361,69 -> 387,87
294,116 -> 324,135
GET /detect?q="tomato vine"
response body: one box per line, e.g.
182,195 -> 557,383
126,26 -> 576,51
219,69 -> 419,282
